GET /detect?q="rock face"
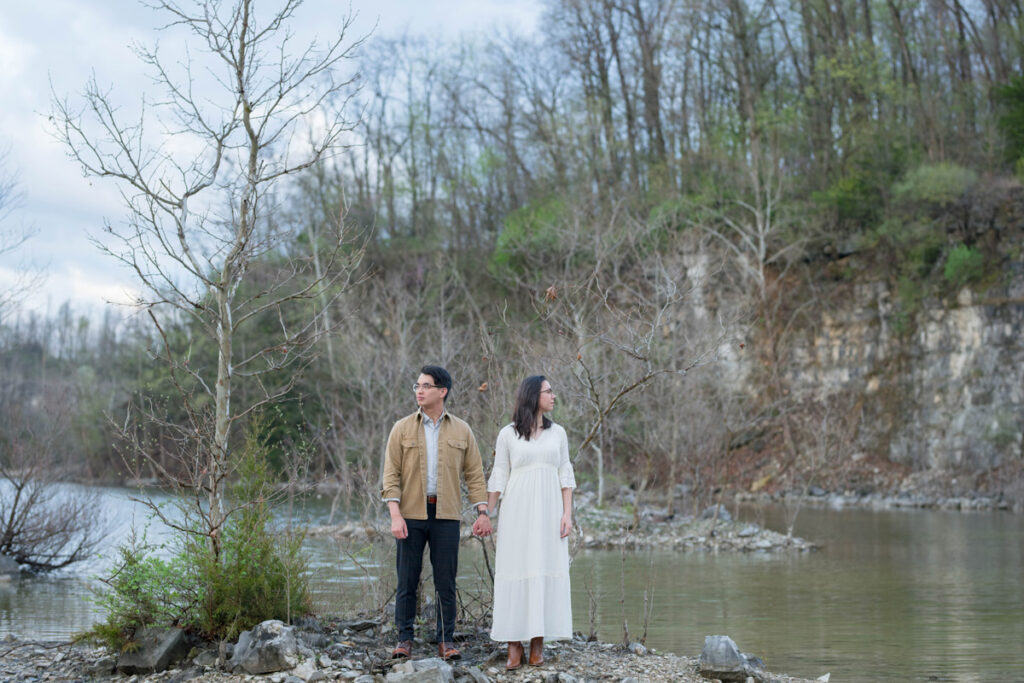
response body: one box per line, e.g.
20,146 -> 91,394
782,272 -> 1024,474
229,620 -> 312,674
116,627 -> 189,674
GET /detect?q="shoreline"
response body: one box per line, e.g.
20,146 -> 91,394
0,620 -> 822,683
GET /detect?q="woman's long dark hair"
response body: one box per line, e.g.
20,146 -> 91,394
512,375 -> 552,440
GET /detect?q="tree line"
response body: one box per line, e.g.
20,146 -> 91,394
4,0 -> 1024,531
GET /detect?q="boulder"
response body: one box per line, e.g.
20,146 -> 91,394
387,668 -> 453,683
698,635 -> 765,683
386,656 -> 455,683
230,620 -> 311,674
117,627 -> 189,674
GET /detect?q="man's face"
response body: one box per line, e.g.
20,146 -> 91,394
415,373 -> 447,412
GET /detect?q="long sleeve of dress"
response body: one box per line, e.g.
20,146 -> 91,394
487,425 -> 511,494
557,426 -> 576,489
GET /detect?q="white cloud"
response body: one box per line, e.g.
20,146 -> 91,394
0,0 -> 542,318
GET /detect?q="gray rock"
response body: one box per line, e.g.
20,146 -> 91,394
0,554 -> 20,578
308,672 -> 331,683
230,620 -> 304,674
117,627 -> 189,674
698,635 -> 764,683
291,659 -> 316,681
167,665 -> 205,683
387,667 -> 454,683
737,525 -> 759,538
86,656 -> 116,676
457,665 -> 490,683
620,678 -> 639,683
293,616 -> 324,632
700,505 -> 732,522
192,649 -> 219,667
628,642 -> 647,656
543,673 -> 559,683
353,676 -> 376,683
558,674 -> 579,683
299,631 -> 331,650
339,619 -> 380,632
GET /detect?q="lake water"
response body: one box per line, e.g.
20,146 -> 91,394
2,487 -> 1023,682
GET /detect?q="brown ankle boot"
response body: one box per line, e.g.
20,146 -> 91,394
506,641 -> 524,670
528,636 -> 543,666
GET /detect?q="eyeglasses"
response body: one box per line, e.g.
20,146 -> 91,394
540,389 -> 556,396
413,383 -> 441,391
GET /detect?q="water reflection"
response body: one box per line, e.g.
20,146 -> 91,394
563,506 -> 1024,683
2,489 -> 1023,683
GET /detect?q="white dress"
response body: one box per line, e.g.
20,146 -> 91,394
488,422 -> 576,642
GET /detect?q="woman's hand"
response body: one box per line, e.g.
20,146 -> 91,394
559,513 -> 573,539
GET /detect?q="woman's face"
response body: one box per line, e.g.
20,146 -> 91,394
538,380 -> 556,414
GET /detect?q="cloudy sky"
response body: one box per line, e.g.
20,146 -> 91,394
0,0 -> 541,319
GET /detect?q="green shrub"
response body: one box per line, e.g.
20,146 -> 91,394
83,420 -> 310,649
85,531 -> 191,651
814,168 -> 883,227
892,163 -> 977,208
943,244 -> 985,289
193,444 -> 309,640
490,196 -> 566,277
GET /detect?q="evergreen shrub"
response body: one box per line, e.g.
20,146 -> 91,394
83,421 -> 309,650
943,244 -> 985,290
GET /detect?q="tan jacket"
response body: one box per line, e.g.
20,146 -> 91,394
380,411 -> 488,521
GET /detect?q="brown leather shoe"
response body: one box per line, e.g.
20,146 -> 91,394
438,642 -> 462,661
506,641 -> 524,670
391,640 -> 413,659
528,636 -> 543,666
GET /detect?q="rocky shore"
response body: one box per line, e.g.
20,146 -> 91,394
0,618 -> 820,683
736,484 -> 1015,513
307,491 -> 817,555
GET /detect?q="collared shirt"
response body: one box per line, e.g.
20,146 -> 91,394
421,408 -> 443,496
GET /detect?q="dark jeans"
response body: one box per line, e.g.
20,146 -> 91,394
394,502 -> 460,642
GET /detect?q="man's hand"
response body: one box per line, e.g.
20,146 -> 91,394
472,514 -> 492,537
559,513 -> 572,539
391,513 -> 408,539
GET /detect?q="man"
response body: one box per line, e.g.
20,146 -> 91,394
381,365 -> 492,661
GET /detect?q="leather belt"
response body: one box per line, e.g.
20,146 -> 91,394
426,495 -> 438,504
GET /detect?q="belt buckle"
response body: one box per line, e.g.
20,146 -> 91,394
427,495 -> 438,504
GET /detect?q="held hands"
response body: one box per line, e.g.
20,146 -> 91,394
472,512 -> 493,537
560,513 -> 573,539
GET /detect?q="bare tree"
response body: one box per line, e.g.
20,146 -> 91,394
0,146 -> 44,323
51,0 -> 366,557
0,401 -> 106,572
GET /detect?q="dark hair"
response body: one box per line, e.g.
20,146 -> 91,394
512,375 -> 552,439
420,365 -> 452,402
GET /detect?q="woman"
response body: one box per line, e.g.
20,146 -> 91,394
486,375 -> 576,670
